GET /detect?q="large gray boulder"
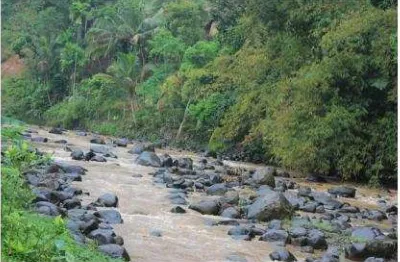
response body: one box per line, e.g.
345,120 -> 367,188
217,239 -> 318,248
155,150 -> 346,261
98,244 -> 130,261
95,193 -> 118,207
90,144 -> 109,154
71,149 -> 84,160
135,151 -> 161,167
189,200 -> 220,215
206,183 -> 228,195
247,191 -> 293,222
35,201 -> 61,216
345,227 -> 396,260
88,229 -> 116,245
252,167 -> 276,187
269,248 -> 297,262
128,144 -> 155,154
311,192 -> 342,210
54,161 -> 87,174
95,210 -> 123,224
115,138 -> 128,147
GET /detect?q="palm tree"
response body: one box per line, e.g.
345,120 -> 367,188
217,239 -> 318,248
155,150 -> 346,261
96,52 -> 141,122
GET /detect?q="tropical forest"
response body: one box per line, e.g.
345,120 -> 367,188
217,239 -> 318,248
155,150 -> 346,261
1,0 -> 398,261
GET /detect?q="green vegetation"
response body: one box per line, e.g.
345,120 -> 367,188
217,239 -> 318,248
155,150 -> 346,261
1,126 -> 122,261
2,0 -> 397,185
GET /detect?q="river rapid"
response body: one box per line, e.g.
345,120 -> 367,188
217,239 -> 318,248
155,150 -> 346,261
29,126 -> 397,262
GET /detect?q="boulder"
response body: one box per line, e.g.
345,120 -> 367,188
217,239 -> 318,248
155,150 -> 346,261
252,167 -> 276,187
103,152 -> 118,159
98,244 -> 130,261
227,226 -> 251,236
311,192 -> 342,210
90,155 -> 107,162
206,183 -> 228,195
268,220 -> 283,230
63,198 -> 81,209
269,248 -> 297,261
169,194 -> 187,205
88,229 -> 115,245
306,229 -> 328,249
300,202 -> 317,213
71,150 -> 84,160
298,187 -> 312,197
260,229 -> 289,245
63,173 -> 82,182
75,131 -> 87,136
90,144 -> 109,154
35,201 -> 61,216
365,210 -> 387,221
170,206 -> 186,214
161,154 -> 174,167
345,227 -> 396,260
79,219 -> 99,234
221,191 -> 240,205
95,210 -> 123,224
90,137 -> 105,144
284,191 -> 306,210
135,151 -> 161,167
31,137 -> 48,143
319,247 -> 340,262
189,200 -> 220,215
128,144 -> 155,154
85,151 -> 96,161
114,236 -> 124,246
95,193 -> 118,207
247,191 -> 294,222
328,186 -> 356,198
115,138 -> 128,147
289,227 -> 308,238
54,161 -> 87,174
176,158 -> 193,170
364,258 -> 385,262
209,174 -> 223,184
220,207 -> 240,219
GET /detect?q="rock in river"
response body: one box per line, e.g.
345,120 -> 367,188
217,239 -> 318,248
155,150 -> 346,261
252,167 -> 276,187
71,149 -> 84,160
269,248 -> 297,261
98,244 -> 130,261
345,227 -> 396,260
135,151 -> 161,167
247,190 -> 294,222
189,199 -> 220,215
95,210 -> 123,224
95,193 -> 119,207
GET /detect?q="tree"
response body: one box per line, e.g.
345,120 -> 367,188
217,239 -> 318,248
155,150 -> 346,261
96,52 -> 142,122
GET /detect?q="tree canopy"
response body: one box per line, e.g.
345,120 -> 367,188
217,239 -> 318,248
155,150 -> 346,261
2,0 -> 397,185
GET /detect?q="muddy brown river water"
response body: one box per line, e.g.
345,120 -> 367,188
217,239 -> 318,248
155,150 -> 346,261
30,126 -> 397,262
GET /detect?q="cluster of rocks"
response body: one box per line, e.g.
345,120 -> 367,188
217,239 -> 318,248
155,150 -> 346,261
23,136 -> 130,261
69,137 -> 125,162
28,129 -> 396,262
130,147 -> 397,262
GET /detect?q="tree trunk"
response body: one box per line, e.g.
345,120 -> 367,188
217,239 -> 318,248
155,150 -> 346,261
130,97 -> 137,125
176,99 -> 192,140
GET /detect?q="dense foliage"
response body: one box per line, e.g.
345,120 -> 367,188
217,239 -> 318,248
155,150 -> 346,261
1,124 -> 122,261
2,0 -> 397,185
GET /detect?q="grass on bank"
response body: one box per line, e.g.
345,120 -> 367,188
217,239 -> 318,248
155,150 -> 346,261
1,125 -> 123,262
